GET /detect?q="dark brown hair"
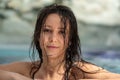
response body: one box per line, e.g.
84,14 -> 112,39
30,4 -> 83,80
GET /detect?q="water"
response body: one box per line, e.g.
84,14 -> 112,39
0,45 -> 120,73
0,45 -> 30,64
0,48 -> 30,64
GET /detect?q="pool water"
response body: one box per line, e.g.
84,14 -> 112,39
0,48 -> 30,64
0,47 -> 120,73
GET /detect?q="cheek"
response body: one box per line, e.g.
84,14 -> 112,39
39,34 -> 48,48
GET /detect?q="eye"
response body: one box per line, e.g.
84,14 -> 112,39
43,28 -> 51,33
59,30 -> 65,35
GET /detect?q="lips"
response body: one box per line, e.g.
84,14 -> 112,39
47,45 -> 58,49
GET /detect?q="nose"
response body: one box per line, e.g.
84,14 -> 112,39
49,32 -> 57,42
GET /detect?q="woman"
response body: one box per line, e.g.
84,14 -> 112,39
0,4 -> 120,80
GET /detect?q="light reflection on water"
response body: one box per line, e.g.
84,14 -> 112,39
0,45 -> 120,73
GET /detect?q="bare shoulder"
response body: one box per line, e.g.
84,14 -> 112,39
74,61 -> 120,79
74,61 -> 105,72
0,61 -> 32,76
74,61 -> 108,78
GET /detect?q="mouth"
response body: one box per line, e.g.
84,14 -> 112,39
47,46 -> 59,49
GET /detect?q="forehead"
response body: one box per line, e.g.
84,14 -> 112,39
44,13 -> 70,29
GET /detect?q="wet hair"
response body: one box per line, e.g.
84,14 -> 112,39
30,4 -> 84,80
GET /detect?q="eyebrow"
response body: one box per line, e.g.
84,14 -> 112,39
44,24 -> 65,29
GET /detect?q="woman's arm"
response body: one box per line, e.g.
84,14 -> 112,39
0,62 -> 31,76
77,61 -> 120,79
0,70 -> 13,80
85,69 -> 120,79
0,62 -> 32,80
83,63 -> 120,79
0,70 -> 32,80
100,70 -> 120,78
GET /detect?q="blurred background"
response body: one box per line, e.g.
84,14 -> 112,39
0,0 -> 120,73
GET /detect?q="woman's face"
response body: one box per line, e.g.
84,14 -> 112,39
39,14 -> 69,59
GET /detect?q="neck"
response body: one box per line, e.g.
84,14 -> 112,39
42,56 -> 65,72
35,56 -> 65,79
35,52 -> 66,80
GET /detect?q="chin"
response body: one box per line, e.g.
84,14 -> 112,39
46,54 -> 60,58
